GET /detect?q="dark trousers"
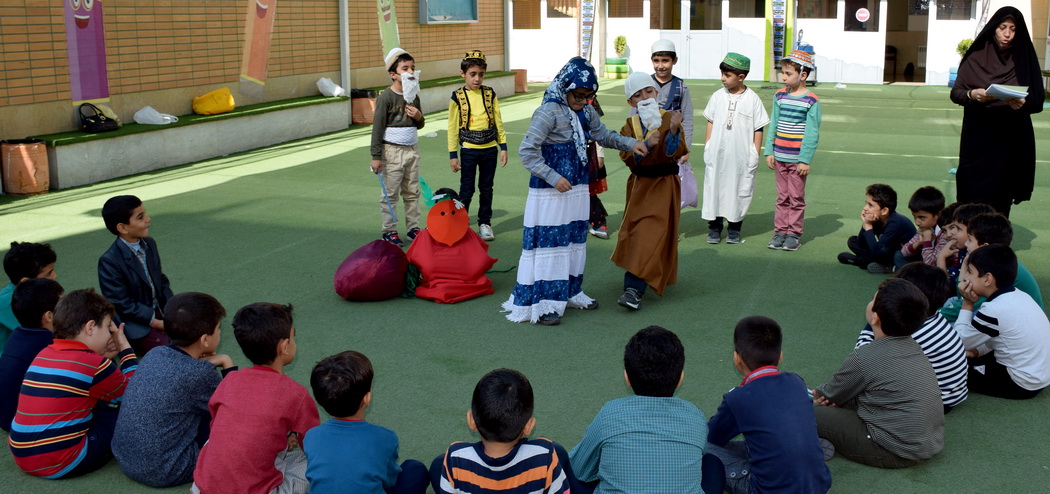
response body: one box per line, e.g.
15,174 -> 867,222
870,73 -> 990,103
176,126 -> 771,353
571,453 -> 725,494
624,272 -> 648,295
458,147 -> 498,226
60,402 -> 121,478
430,443 -> 583,493
968,353 -> 1043,399
847,235 -> 893,267
814,404 -> 919,469
129,327 -> 170,358
708,217 -> 743,233
389,459 -> 429,494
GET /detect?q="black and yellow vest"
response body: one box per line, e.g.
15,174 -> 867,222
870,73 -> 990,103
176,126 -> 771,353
452,86 -> 498,145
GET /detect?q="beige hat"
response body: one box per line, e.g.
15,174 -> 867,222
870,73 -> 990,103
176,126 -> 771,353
651,39 -> 676,55
624,72 -> 656,97
384,47 -> 408,67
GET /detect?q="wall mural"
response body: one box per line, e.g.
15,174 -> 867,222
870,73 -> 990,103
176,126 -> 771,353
241,0 -> 278,99
64,0 -> 110,105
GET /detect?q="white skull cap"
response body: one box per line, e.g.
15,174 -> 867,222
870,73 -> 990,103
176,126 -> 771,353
651,39 -> 676,55
625,71 -> 657,97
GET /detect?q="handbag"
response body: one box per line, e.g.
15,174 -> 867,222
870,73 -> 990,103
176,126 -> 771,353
679,162 -> 698,209
192,87 -> 236,115
79,103 -> 120,133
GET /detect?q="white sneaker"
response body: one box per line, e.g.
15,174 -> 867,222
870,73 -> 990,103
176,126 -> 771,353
479,224 -> 495,241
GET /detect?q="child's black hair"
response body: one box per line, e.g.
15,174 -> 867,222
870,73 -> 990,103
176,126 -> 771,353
101,195 -> 143,236
966,213 -> 1012,247
471,368 -> 534,443
733,316 -> 782,371
894,263 -> 950,316
387,52 -> 415,74
164,292 -> 226,347
461,57 -> 487,72
907,186 -> 946,215
952,203 -> 995,227
12,278 -> 63,329
232,302 -> 294,365
624,325 -> 685,397
966,244 -> 1017,288
719,62 -> 749,77
52,288 -> 115,340
311,350 -> 374,418
652,50 -> 677,60
3,241 -> 57,284
872,278 -> 928,337
866,183 -> 898,213
937,202 -> 960,228
433,187 -> 460,201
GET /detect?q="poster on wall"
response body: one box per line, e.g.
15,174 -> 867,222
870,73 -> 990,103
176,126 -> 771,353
240,0 -> 278,100
419,0 -> 478,24
765,0 -> 794,82
580,1 -> 594,60
378,0 -> 401,57
64,0 -> 110,105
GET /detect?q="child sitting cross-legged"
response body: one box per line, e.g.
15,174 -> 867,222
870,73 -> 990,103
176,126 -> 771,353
0,278 -> 63,433
707,316 -> 831,494
838,183 -> 916,274
431,368 -> 574,494
305,350 -> 429,494
191,303 -> 320,494
112,292 -> 235,488
8,288 -> 138,479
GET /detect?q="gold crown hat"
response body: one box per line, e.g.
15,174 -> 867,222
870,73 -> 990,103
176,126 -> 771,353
783,50 -> 815,70
464,50 -> 486,61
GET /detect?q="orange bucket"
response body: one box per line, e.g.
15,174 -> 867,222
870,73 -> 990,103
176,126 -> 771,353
2,139 -> 49,195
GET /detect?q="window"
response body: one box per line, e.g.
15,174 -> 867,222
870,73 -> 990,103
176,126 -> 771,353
729,0 -> 764,18
547,0 -> 577,18
512,0 -> 540,29
608,0 -> 643,18
937,0 -> 972,20
844,0 -> 879,32
651,0 -> 682,29
690,0 -> 723,29
909,0 -> 929,16
799,0 -> 837,19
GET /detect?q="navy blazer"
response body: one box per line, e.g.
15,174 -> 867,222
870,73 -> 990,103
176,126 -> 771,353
98,237 -> 173,340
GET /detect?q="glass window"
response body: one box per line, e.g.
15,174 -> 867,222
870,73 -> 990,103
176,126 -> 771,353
547,0 -> 577,18
691,0 -> 723,29
936,0 -> 972,20
608,0 -> 643,18
909,0 -> 930,16
651,0 -> 682,30
729,0 -> 764,18
844,0 -> 879,32
799,0 -> 837,19
512,0 -> 541,29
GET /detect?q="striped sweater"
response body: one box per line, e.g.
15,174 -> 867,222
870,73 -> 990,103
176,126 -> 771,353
764,89 -> 821,164
856,313 -> 969,407
436,438 -> 569,494
8,339 -> 137,478
955,287 -> 1050,391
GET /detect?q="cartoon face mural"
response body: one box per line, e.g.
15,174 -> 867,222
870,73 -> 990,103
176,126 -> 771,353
240,0 -> 278,98
427,200 -> 470,246
64,0 -> 110,104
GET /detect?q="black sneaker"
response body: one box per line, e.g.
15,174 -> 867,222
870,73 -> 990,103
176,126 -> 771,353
707,229 -> 722,244
617,288 -> 642,310
406,228 -> 421,241
867,262 -> 895,275
838,252 -> 858,265
382,232 -> 404,247
538,312 -> 561,325
726,230 -> 743,244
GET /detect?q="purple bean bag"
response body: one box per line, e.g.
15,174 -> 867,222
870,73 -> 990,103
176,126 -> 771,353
334,240 -> 407,301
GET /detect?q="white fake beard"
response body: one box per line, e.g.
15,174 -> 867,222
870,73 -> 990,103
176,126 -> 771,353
401,70 -> 421,103
636,98 -> 663,132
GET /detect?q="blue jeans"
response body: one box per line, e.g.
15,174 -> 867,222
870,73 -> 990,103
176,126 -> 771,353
59,402 -> 121,478
458,147 -> 498,226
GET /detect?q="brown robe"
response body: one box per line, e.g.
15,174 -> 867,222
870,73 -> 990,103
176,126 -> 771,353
611,111 -> 688,295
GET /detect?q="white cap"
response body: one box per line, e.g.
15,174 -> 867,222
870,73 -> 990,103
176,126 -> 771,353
624,72 -> 656,97
651,39 -> 676,55
384,47 -> 408,66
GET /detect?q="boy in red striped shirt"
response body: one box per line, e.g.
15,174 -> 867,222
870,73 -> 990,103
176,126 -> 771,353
7,288 -> 137,479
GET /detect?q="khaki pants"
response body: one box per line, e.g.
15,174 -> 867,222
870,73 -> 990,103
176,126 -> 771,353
380,144 -> 422,234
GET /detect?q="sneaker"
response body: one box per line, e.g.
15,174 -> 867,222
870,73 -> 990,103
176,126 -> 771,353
382,232 -> 404,247
781,235 -> 801,251
819,438 -> 836,461
707,229 -> 722,244
406,227 -> 421,241
838,252 -> 858,265
538,312 -> 561,326
726,230 -> 743,244
574,300 -> 599,310
478,224 -> 495,241
867,262 -> 895,274
617,288 -> 642,310
768,233 -> 786,250
589,226 -> 609,239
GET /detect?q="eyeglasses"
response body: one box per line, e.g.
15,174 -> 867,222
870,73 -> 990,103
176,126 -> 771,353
727,100 -> 738,130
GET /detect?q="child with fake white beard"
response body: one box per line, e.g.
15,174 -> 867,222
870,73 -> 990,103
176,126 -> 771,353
612,72 -> 689,311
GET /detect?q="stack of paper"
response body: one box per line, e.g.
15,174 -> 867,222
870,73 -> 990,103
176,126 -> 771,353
986,84 -> 1028,99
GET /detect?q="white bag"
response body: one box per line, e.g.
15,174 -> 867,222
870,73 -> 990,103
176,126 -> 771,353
316,77 -> 346,97
133,106 -> 178,125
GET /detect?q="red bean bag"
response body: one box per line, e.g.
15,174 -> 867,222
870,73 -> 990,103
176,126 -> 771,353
333,240 -> 407,301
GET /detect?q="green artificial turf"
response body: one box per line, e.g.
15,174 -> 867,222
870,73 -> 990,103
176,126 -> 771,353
1,80 -> 1048,492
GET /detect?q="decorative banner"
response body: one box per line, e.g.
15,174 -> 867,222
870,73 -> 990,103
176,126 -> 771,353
377,0 -> 401,60
580,1 -> 594,60
64,0 -> 110,105
765,0 -> 795,82
240,0 -> 278,100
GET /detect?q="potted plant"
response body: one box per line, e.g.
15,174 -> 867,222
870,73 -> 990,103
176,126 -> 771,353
605,35 -> 629,79
948,38 -> 972,86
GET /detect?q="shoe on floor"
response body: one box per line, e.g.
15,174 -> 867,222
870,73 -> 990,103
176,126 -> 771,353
406,227 -> 420,241
574,300 -> 599,310
479,224 -> 495,241
768,233 -> 786,250
537,312 -> 561,326
707,229 -> 722,244
589,226 -> 609,239
781,235 -> 801,251
382,232 -> 404,247
838,252 -> 858,265
867,262 -> 894,274
617,288 -> 642,310
819,438 -> 836,461
726,231 -> 743,244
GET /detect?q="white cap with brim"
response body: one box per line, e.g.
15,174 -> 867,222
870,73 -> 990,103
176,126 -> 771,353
651,39 -> 676,55
384,47 -> 408,67
624,72 -> 657,97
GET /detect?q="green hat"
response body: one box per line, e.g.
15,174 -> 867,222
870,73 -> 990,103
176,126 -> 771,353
722,52 -> 750,71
